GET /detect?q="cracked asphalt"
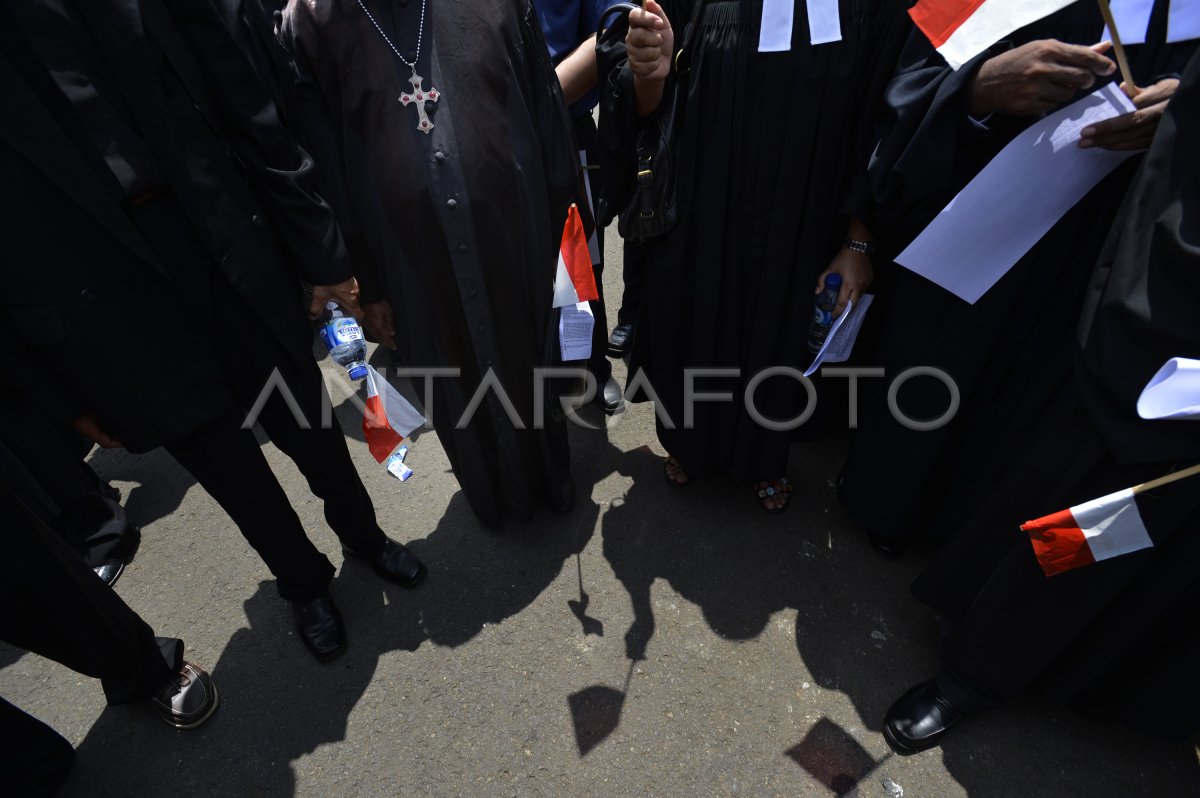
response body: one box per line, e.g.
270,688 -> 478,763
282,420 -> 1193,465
3,232 -> 1197,797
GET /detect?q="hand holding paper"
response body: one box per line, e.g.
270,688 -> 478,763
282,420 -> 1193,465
1079,77 -> 1181,150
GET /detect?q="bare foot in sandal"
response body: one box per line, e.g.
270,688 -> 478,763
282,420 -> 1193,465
664,456 -> 690,487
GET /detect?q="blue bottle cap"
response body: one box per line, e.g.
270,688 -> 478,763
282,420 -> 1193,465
824,273 -> 843,290
348,364 -> 368,381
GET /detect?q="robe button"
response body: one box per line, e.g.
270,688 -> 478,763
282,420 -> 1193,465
79,288 -> 97,304
477,323 -> 485,333
434,151 -> 446,163
446,198 -> 458,209
457,243 -> 467,252
251,214 -> 263,227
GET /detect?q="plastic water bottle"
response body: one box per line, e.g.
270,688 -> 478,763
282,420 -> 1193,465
807,273 -> 843,354
320,301 -> 368,380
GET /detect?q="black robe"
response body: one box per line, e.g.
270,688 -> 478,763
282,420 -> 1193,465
910,51 -> 1200,739
837,0 -> 1197,544
599,0 -> 911,481
281,0 -> 580,525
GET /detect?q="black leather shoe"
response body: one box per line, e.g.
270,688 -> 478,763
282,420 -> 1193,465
345,539 -> 426,588
883,679 -> 968,755
93,526 -> 142,587
593,375 -> 625,415
293,593 -> 346,662
607,323 -> 635,357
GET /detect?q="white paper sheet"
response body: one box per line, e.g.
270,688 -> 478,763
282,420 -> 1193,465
803,294 -> 874,376
1137,358 -> 1200,420
1168,0 -> 1200,42
806,0 -> 843,45
559,301 -> 594,361
758,0 -> 794,51
895,84 -> 1138,304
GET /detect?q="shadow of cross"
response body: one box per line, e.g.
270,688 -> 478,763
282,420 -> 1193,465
786,717 -> 892,796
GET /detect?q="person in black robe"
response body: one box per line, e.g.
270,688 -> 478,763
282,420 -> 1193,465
603,0 -> 910,512
882,49 -> 1200,753
837,0 -> 1196,554
1,0 -> 427,664
280,0 -> 581,527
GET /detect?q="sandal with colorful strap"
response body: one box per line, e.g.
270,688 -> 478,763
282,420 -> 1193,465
753,478 -> 791,514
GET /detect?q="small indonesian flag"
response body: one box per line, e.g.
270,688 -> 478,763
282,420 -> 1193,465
909,0 -> 1078,69
362,366 -> 425,463
1021,488 -> 1153,577
552,204 -> 600,308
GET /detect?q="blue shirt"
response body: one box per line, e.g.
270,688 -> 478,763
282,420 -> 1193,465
533,0 -> 609,115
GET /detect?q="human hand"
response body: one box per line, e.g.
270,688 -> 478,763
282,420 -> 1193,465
309,276 -> 362,320
1079,78 -> 1180,150
627,0 -> 674,82
816,247 -> 874,318
72,412 -> 122,449
969,40 -> 1116,117
362,299 -> 398,350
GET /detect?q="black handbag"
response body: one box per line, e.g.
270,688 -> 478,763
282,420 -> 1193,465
596,0 -> 707,244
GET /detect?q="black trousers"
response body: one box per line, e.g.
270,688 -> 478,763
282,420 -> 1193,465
165,357 -> 387,602
130,194 -> 387,603
0,481 -> 179,796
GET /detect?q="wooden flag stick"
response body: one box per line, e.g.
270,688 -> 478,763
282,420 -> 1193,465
1132,462 -> 1200,495
1096,0 -> 1137,92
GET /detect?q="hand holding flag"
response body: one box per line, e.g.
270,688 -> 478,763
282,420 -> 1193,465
968,40 -> 1116,116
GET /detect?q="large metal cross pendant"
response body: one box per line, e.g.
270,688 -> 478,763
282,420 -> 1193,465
398,71 -> 440,134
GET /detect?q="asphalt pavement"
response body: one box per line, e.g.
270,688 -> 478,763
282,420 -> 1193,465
2,232 -> 1197,798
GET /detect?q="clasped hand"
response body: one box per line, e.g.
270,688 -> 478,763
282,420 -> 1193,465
626,0 -> 674,82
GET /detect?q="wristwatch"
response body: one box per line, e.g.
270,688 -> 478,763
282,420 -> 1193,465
844,238 -> 877,256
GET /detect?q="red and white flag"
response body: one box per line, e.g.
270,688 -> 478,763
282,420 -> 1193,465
909,0 -> 1079,69
552,204 -> 600,308
362,366 -> 425,463
1021,488 -> 1153,577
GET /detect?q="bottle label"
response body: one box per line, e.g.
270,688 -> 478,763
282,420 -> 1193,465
325,317 -> 364,346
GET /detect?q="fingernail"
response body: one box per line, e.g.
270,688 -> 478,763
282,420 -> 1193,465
1081,126 -> 1095,137
1078,139 -> 1093,148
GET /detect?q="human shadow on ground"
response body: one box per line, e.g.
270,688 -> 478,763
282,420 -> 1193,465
60,425 -> 616,796
85,445 -> 197,531
598,437 -> 1200,794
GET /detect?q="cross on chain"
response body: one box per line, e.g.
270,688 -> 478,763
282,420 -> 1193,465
399,72 -> 439,134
